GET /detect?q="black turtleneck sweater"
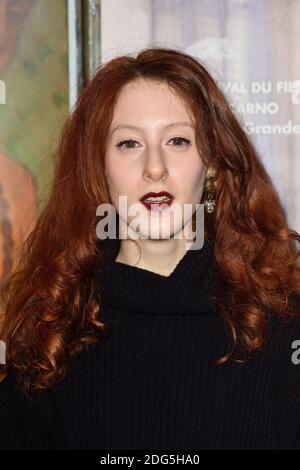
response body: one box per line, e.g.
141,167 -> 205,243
1,238 -> 300,450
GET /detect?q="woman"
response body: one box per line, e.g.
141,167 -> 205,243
0,47 -> 300,450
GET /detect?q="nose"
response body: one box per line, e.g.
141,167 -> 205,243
142,145 -> 168,182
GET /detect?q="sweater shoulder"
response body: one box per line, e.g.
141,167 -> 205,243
265,293 -> 300,448
0,369 -> 50,449
0,368 -> 22,400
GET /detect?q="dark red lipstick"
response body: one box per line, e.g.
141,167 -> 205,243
140,191 -> 174,210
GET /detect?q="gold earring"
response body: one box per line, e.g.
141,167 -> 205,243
203,174 -> 217,214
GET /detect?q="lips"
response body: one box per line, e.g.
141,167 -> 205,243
140,191 -> 174,210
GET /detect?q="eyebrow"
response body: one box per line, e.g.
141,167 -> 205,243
110,121 -> 195,134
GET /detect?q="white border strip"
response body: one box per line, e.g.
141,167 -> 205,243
68,0 -> 79,112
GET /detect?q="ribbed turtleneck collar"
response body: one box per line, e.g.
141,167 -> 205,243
94,237 -> 219,316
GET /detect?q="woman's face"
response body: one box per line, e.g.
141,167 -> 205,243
105,78 -> 207,240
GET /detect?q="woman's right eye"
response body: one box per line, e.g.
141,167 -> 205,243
116,139 -> 139,149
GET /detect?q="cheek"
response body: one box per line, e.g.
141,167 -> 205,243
178,162 -> 206,198
105,157 -> 137,196
105,155 -> 123,188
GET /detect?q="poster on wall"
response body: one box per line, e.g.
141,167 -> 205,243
0,0 -> 70,285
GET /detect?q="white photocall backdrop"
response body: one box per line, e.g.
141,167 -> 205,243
100,0 -> 300,234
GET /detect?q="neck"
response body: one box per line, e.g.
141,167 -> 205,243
115,227 -> 197,277
94,235 -> 219,316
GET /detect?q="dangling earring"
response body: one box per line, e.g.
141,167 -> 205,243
203,174 -> 217,214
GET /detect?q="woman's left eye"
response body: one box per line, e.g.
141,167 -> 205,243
168,137 -> 191,146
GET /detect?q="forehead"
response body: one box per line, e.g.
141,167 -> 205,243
111,79 -> 192,123
118,78 -> 176,97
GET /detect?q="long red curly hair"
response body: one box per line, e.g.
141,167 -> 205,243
1,46 -> 300,394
